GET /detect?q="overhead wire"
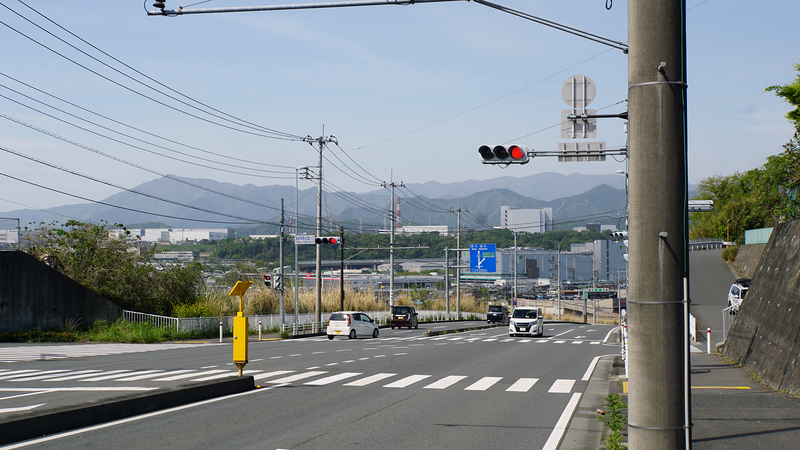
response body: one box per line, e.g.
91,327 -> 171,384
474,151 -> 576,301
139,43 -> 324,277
0,84 -> 296,177
3,1 -> 305,140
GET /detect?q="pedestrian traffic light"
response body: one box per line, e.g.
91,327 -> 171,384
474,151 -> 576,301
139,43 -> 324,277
611,231 -> 628,239
479,145 -> 530,165
315,236 -> 339,244
264,274 -> 272,288
274,274 -> 283,290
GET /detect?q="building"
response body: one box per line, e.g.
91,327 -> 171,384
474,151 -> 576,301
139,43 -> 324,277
118,228 -> 229,244
499,206 -> 553,233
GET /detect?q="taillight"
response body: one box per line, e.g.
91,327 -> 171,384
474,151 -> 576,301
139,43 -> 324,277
347,314 -> 351,326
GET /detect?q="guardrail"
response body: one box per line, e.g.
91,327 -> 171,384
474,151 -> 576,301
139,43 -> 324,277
122,309 -> 486,334
722,305 -> 737,340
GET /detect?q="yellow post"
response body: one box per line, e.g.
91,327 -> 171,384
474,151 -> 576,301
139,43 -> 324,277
228,281 -> 252,376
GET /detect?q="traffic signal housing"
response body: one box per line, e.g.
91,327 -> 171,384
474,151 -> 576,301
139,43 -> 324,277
264,274 -> 272,288
316,236 -> 339,245
274,274 -> 283,290
479,144 -> 530,165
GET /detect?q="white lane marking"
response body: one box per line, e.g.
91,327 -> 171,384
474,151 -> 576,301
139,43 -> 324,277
251,370 -> 295,381
554,340 -> 566,344
114,371 -> 168,381
506,378 -> 538,392
344,373 -> 396,386
548,379 -> 575,393
424,376 -> 467,390
189,370 -> 260,382
57,370 -> 130,381
7,370 -> 71,381
304,372 -> 362,386
551,328 -> 575,339
571,341 -> 583,344
0,370 -> 47,381
590,341 -> 601,345
152,370 -> 228,381
604,327 -> 620,343
0,403 -> 46,413
267,371 -> 327,384
583,356 -> 602,381
124,370 -> 190,382
464,377 -> 502,391
383,375 -> 431,388
518,339 -> 532,343
542,393 -> 582,450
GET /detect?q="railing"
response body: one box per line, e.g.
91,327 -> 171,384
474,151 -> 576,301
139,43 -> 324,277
122,309 -> 486,335
722,305 -> 737,340
689,313 -> 696,343
688,238 -> 726,250
123,310 -> 179,331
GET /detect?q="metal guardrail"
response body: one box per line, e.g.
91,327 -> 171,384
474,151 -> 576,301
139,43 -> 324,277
122,310 -> 179,330
722,305 -> 737,340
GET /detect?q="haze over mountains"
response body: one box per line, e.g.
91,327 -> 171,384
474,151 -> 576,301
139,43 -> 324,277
0,172 -> 680,233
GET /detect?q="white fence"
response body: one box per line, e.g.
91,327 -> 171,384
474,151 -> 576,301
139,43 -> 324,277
122,309 -> 485,334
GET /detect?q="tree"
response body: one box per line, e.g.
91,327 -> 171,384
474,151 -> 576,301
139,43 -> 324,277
765,60 -> 800,131
25,220 -> 202,315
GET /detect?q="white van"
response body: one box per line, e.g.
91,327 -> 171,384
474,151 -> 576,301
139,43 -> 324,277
509,307 -> 543,337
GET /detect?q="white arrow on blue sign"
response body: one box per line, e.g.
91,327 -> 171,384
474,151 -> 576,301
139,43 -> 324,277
470,244 -> 496,273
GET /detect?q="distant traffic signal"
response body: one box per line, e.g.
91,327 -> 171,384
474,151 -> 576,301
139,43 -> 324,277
611,231 -> 628,239
479,145 -> 530,165
264,274 -> 272,288
274,274 -> 283,290
153,1 -> 166,10
316,236 -> 339,245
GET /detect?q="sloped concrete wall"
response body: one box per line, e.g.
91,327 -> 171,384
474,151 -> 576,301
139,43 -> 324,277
733,243 -> 767,278
0,251 -> 122,332
722,221 -> 800,394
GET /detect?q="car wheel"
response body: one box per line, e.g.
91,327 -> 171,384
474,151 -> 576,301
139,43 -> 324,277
327,335 -> 334,340
391,326 -> 394,330
372,328 -> 379,338
348,330 -> 356,339
415,322 -> 418,330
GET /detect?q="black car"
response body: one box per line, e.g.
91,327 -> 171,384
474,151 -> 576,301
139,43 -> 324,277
487,305 -> 509,324
391,305 -> 419,329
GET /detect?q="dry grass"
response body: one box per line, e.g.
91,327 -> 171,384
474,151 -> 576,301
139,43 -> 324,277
192,287 -> 487,316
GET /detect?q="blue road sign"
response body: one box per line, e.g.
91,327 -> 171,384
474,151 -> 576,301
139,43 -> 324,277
470,244 -> 496,273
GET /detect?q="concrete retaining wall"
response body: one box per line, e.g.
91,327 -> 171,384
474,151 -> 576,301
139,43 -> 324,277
733,243 -> 767,278
722,220 -> 800,394
0,251 -> 122,332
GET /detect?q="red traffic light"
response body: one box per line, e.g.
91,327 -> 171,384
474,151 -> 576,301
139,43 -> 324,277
315,236 -> 339,244
479,144 -> 530,165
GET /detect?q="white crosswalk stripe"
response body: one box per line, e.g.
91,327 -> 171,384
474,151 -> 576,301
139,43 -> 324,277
0,343 -> 223,363
1,368 -> 578,395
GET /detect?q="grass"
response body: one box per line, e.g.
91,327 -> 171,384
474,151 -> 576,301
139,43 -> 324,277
0,318 -> 219,343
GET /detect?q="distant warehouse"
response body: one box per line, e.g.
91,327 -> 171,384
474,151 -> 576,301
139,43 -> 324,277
112,228 -> 229,244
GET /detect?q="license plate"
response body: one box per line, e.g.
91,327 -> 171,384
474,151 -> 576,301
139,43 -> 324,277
334,331 -> 341,334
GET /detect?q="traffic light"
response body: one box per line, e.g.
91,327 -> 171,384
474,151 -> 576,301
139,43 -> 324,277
274,274 -> 283,290
153,1 -> 166,10
264,274 -> 272,288
479,144 -> 530,165
611,231 -> 628,239
315,236 -> 339,245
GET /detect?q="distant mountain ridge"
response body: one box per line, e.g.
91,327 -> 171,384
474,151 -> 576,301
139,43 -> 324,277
1,173 -> 640,232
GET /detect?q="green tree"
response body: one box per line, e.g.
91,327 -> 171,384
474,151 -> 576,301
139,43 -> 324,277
25,220 -> 202,315
765,60 -> 800,131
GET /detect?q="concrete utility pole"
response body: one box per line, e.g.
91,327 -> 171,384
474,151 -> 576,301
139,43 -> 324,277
306,134 -> 337,329
627,0 -> 689,448
451,207 -> 467,318
382,181 -> 403,307
279,198 -> 285,326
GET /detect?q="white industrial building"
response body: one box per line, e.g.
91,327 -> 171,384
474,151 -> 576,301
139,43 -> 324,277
118,228 -> 229,244
499,206 -> 554,233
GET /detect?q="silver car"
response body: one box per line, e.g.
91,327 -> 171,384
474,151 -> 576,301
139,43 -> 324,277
327,311 -> 380,340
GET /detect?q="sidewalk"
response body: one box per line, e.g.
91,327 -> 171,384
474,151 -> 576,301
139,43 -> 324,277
690,350 -> 800,449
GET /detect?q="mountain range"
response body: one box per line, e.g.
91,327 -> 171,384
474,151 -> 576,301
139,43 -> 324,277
0,172 -> 679,233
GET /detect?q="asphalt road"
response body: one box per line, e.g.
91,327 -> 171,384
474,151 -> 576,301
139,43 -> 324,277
0,321 -> 619,450
688,248 -> 738,346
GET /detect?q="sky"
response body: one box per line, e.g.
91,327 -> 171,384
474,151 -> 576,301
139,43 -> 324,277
0,0 -> 798,222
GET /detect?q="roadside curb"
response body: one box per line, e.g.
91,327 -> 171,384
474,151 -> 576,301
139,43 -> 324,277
0,376 -> 255,446
559,354 -> 622,450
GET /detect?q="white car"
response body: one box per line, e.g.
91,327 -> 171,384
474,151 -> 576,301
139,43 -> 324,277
509,307 -> 544,337
727,278 -> 751,313
327,311 -> 380,340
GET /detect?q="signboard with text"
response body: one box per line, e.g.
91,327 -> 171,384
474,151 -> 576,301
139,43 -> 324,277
469,244 -> 496,273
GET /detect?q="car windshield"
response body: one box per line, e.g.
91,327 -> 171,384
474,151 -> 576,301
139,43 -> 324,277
512,309 -> 538,319
488,305 -> 503,312
392,307 -> 411,314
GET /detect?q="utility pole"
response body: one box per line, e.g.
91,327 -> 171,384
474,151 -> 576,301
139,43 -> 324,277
304,134 -> 337,330
339,226 -> 345,311
627,0 -> 689,448
279,198 -> 285,326
295,166 -> 309,328
451,207 -> 467,318
382,180 -> 403,308
444,247 -> 450,317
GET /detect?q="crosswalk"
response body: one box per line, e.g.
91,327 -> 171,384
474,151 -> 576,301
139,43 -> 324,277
0,368 -> 580,395
313,335 -> 604,345
0,343 -> 223,363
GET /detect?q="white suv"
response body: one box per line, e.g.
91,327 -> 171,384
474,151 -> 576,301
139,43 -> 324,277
509,307 -> 543,337
727,278 -> 751,312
